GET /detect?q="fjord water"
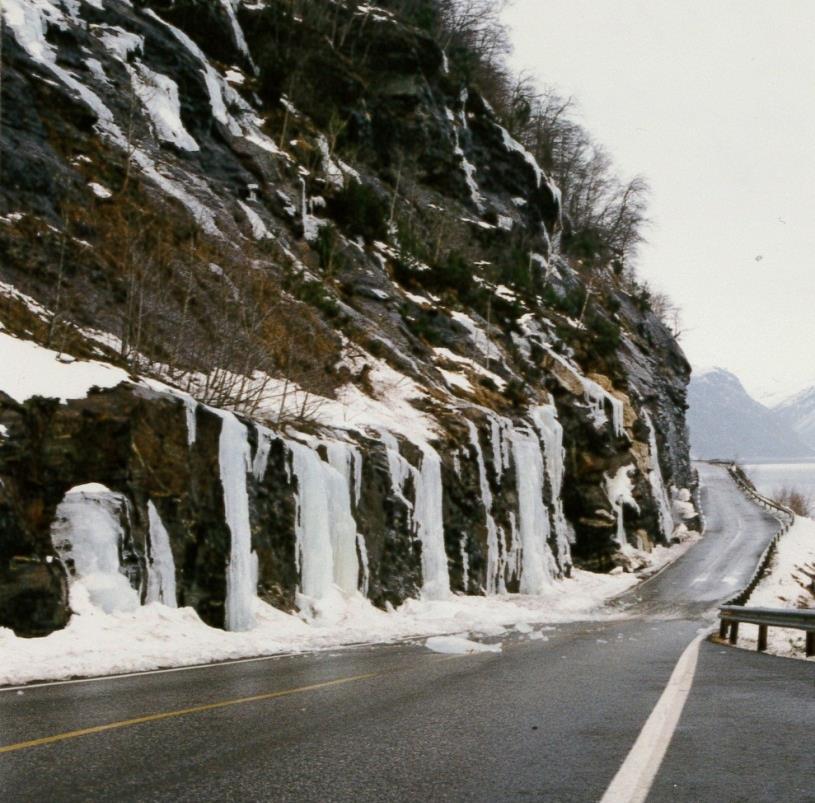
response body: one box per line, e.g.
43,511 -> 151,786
745,461 -> 815,500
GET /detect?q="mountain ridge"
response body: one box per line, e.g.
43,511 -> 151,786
688,366 -> 814,460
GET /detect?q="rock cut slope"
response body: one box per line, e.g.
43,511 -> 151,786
0,0 -> 695,637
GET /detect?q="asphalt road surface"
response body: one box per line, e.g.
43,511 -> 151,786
1,463 -> 812,802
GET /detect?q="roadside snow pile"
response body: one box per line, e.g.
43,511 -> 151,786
0,568 -> 639,686
424,635 -> 502,655
739,516 -> 815,660
612,526 -> 701,576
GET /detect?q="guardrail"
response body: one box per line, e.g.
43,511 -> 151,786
719,605 -> 815,656
715,463 -> 814,656
721,463 -> 794,607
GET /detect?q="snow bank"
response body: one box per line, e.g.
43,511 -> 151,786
737,516 -> 815,660
0,569 -> 641,686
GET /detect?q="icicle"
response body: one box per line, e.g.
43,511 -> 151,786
325,440 -> 368,594
215,410 -> 257,631
252,424 -> 273,481
357,533 -> 370,598
459,534 -> 470,589
352,449 -> 363,508
540,345 -> 624,437
182,394 -> 197,446
288,441 -> 336,598
486,412 -> 512,480
378,430 -> 416,517
145,500 -> 177,607
324,467 -> 360,595
496,525 -> 508,594
580,377 -> 624,437
325,441 -> 360,507
465,419 -> 501,594
531,404 -> 574,568
376,431 -> 450,599
604,465 -> 640,549
511,427 -> 557,593
413,445 -> 451,600
446,96 -> 484,211
220,0 -> 253,64
643,411 -> 674,540
505,511 -> 520,586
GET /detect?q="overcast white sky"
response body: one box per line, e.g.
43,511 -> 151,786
504,0 -> 815,403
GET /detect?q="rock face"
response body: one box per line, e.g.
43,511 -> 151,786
0,1 -> 696,636
688,368 -> 813,460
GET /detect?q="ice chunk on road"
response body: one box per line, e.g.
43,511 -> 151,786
425,635 -> 502,655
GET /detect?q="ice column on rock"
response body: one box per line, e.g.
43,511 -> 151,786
325,440 -> 367,595
580,377 -> 624,438
414,445 -> 451,600
220,0 -> 252,63
604,465 -> 640,549
511,428 -> 557,593
465,420 -> 501,594
288,440 -> 362,599
459,535 -> 470,589
378,430 -> 417,520
50,484 -> 140,614
531,404 -> 574,568
540,345 -> 624,437
487,413 -> 513,481
289,441 -> 334,599
446,93 -> 484,212
252,424 -> 273,481
145,500 -> 177,607
216,411 -> 258,631
377,432 -> 450,599
643,411 -> 674,540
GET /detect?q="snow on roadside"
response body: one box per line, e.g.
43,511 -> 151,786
737,515 -> 815,660
0,569 -> 640,686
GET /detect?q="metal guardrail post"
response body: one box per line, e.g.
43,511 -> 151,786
757,625 -> 768,652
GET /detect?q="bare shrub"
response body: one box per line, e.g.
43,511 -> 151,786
772,486 -> 812,517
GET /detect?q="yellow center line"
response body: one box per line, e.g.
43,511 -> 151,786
0,652 -> 479,756
0,671 -> 381,755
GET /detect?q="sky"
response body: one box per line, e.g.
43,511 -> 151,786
503,0 -> 815,404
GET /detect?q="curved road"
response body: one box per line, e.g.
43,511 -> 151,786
0,464 -> 812,802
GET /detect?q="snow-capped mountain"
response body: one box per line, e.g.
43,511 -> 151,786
773,386 -> 815,451
688,367 -> 813,460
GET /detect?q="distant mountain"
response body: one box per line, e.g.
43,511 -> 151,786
773,386 -> 815,451
688,368 -> 814,460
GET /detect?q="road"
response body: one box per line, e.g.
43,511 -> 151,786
1,463 -> 812,802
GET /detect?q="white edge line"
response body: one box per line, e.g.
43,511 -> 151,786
0,625 -> 510,694
0,639 -> 402,693
600,629 -> 710,803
